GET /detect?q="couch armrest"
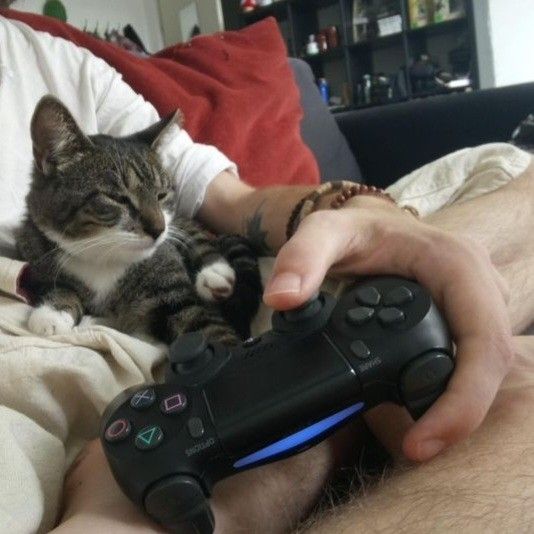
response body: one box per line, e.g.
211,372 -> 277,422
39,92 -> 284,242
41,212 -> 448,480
337,82 -> 534,188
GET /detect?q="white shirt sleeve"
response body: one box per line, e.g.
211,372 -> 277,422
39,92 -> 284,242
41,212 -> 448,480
90,60 -> 238,218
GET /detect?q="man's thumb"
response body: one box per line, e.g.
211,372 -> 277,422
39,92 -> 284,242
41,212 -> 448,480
263,216 -> 345,310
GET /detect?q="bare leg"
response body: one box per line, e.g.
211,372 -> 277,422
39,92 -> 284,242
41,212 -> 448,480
53,163 -> 534,533
305,335 -> 534,533
53,423 -> 366,533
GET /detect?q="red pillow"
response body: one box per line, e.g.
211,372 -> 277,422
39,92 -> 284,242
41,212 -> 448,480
1,10 -> 320,188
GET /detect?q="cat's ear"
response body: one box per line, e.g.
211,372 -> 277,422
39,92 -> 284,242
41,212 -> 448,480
31,95 -> 93,175
127,110 -> 185,150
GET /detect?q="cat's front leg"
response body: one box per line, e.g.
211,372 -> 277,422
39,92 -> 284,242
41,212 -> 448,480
195,258 -> 236,302
169,217 -> 236,302
28,287 -> 84,336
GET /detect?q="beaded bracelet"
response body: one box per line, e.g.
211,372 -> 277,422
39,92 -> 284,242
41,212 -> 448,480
329,183 -> 419,216
286,181 -> 418,241
286,181 -> 351,241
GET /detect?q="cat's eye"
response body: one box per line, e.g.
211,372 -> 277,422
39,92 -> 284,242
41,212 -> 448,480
90,202 -> 119,222
158,192 -> 169,201
117,195 -> 131,205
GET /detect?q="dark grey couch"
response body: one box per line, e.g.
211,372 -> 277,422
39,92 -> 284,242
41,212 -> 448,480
290,58 -> 534,189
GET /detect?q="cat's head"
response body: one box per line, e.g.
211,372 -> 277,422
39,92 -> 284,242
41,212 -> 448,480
27,95 -> 182,264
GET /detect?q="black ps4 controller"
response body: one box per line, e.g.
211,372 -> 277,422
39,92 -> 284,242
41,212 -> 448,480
100,277 -> 454,533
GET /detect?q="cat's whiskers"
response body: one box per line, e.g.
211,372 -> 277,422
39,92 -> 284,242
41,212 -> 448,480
167,226 -> 192,249
99,236 -> 142,266
33,243 -> 64,265
168,225 -> 191,240
51,235 -> 125,289
166,236 -> 190,249
34,231 -> 106,266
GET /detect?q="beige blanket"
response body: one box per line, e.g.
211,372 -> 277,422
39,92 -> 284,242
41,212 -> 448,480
0,143 -> 530,533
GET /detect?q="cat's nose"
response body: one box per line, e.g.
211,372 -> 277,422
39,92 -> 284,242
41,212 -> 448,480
142,214 -> 165,241
144,221 -> 165,240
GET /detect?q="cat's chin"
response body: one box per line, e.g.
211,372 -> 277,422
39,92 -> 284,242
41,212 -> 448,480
97,241 -> 160,266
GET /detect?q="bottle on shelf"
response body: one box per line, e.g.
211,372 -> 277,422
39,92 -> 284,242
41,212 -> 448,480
317,32 -> 328,53
306,34 -> 320,56
240,0 -> 257,13
325,25 -> 339,48
318,78 -> 330,105
363,74 -> 372,104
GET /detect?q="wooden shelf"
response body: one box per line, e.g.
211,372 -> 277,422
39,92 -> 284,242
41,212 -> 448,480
291,0 -> 339,9
349,32 -> 403,51
302,47 -> 344,62
222,0 -> 479,112
242,1 -> 288,22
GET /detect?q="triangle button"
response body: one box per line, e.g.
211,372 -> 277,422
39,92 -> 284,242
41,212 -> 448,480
135,425 -> 164,451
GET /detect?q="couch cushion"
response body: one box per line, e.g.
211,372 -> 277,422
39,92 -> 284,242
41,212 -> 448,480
1,10 -> 320,188
288,59 -> 362,183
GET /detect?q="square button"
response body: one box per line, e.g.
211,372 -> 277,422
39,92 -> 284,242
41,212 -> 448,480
160,393 -> 188,415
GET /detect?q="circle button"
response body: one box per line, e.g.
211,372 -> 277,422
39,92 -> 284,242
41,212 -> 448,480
105,418 -> 131,443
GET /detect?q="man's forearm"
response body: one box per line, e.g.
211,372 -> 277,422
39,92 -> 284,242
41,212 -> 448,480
198,171 -> 324,255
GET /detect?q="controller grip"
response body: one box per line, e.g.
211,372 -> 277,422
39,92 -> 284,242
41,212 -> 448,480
144,474 -> 214,534
400,351 -> 454,420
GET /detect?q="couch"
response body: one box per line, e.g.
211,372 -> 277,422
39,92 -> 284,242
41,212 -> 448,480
291,58 -> 534,188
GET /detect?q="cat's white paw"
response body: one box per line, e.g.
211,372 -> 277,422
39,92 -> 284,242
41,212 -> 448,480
196,261 -> 235,302
28,304 -> 75,336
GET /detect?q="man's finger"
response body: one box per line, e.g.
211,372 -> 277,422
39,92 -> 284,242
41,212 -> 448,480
402,335 -> 510,461
401,250 -> 513,461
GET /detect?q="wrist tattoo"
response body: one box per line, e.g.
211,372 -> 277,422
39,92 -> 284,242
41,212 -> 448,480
244,201 -> 272,256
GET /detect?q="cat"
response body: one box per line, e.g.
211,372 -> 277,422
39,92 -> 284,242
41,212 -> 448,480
16,96 -> 262,346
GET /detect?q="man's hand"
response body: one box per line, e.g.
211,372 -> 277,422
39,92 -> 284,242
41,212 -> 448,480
263,197 -> 514,462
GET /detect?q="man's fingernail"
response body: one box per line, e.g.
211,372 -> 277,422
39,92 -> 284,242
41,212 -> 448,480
265,273 -> 301,295
418,439 -> 445,460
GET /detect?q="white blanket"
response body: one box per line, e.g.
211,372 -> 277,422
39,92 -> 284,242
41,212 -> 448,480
0,143 -> 530,533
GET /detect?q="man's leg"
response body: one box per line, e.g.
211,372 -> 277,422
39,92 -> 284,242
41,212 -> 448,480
304,335 -> 534,533
54,162 -> 534,533
54,423 -> 366,533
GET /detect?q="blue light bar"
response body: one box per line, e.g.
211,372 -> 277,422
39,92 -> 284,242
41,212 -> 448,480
233,402 -> 365,470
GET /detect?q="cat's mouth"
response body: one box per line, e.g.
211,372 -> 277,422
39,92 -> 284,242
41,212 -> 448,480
127,229 -> 168,254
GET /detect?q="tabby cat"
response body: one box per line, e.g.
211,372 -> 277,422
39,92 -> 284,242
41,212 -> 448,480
16,96 -> 262,345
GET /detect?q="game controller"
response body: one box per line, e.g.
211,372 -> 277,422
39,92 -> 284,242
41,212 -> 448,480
100,276 -> 454,533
